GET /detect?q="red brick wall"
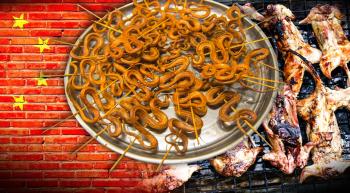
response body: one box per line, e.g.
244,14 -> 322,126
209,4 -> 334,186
0,0 -> 156,192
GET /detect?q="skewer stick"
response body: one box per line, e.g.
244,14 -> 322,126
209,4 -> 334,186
138,18 -> 170,38
41,78 -> 120,134
189,100 -> 200,145
78,4 -> 102,20
92,20 -> 122,33
51,39 -> 77,46
223,99 -> 272,148
72,124 -> 111,154
243,79 -> 276,89
242,75 -> 284,84
256,60 -> 284,74
156,144 -> 173,172
243,16 -> 273,31
109,136 -> 138,173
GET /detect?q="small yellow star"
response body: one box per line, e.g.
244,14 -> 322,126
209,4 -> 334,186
35,38 -> 50,53
37,72 -> 48,86
13,14 -> 29,29
13,95 -> 27,111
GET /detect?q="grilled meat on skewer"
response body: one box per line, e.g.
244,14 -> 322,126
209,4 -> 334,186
211,138 -> 262,177
139,164 -> 200,193
291,52 -> 350,182
300,5 -> 350,86
264,4 -> 322,95
263,85 -> 313,174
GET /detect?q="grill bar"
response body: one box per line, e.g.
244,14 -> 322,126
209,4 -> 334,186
178,0 -> 350,192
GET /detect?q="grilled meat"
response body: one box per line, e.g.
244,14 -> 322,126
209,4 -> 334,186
211,138 -> 262,177
263,85 -> 313,174
293,54 -> 350,183
237,3 -> 265,21
300,4 -> 350,86
264,4 -> 322,95
139,164 -> 200,193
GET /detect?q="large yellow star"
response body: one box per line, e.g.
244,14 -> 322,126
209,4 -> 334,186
13,14 -> 29,29
13,95 -> 27,111
35,38 -> 50,53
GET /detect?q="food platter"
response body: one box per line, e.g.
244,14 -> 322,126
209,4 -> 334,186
64,0 -> 278,164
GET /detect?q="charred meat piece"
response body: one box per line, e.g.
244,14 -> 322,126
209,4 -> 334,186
210,138 -> 262,177
264,4 -> 322,95
263,85 -> 313,174
294,55 -> 350,183
300,4 -> 350,86
138,164 -> 200,193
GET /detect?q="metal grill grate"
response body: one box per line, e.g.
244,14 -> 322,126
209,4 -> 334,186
176,0 -> 350,192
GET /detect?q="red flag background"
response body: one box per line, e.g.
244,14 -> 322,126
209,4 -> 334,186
0,0 -> 156,192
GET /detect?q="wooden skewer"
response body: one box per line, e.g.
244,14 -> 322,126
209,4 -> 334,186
138,18 -> 170,39
243,79 -> 276,89
92,20 -> 122,33
256,60 -> 284,74
242,75 -> 284,84
109,135 -> 138,173
243,16 -> 273,31
72,124 -> 111,154
223,99 -> 272,148
189,100 -> 200,145
156,144 -> 173,172
51,39 -> 77,46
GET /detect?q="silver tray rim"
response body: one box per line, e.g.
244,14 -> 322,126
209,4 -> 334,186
64,0 -> 278,164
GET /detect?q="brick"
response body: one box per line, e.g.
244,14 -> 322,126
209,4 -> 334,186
0,137 -> 10,144
44,120 -> 76,128
7,87 -> 42,94
48,21 -> 83,28
77,153 -> 110,161
0,6 -> 11,12
0,162 -> 28,170
12,121 -> 43,128
24,46 -> 54,53
27,144 -> 43,151
11,54 -> 42,61
23,104 -> 46,111
11,38 -> 39,45
0,55 -> 9,61
78,3 -> 122,11
0,46 -> 23,53
0,112 -> 25,118
61,128 -> 88,135
0,79 -> 26,86
0,128 -> 29,135
0,29 -> 30,37
27,180 -> 58,187
27,78 -> 60,86
28,162 -> 59,170
44,171 -> 75,178
6,62 -> 26,69
26,112 -> 61,119
76,170 -> 108,178
46,103 -> 70,111
53,46 -> 71,53
47,4 -> 78,11
42,144 -> 61,152
44,136 -> 78,144
94,161 -> 127,170
109,170 -> 140,178
61,12 -> 94,20
62,0 -> 95,3
43,54 -> 68,62
41,87 -> 65,95
30,128 -> 60,135
0,120 -> 10,127
62,144 -> 95,152
0,153 -> 10,161
12,171 -> 43,178
7,70 -> 39,77
61,162 -> 93,169
12,136 -> 44,144
11,153 -> 43,161
60,180 -> 91,187
25,95 -> 66,103
30,30 -> 62,37
44,153 -> 76,161
0,38 -> 10,44
92,179 -> 138,187
0,180 -> 25,188
12,5 -> 46,11
28,13 -> 62,20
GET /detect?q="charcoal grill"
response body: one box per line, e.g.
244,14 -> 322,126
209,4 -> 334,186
175,0 -> 350,192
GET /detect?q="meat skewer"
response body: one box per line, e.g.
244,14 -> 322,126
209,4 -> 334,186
289,50 -> 350,182
262,85 -> 314,174
138,164 -> 200,193
264,4 -> 322,95
300,4 -> 350,87
210,138 -> 262,177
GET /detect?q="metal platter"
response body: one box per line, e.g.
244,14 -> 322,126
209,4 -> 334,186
64,0 -> 278,164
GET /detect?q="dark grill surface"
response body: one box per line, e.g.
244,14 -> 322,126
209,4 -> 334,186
176,0 -> 350,192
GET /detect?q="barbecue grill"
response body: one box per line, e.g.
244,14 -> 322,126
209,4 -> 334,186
175,0 -> 350,192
